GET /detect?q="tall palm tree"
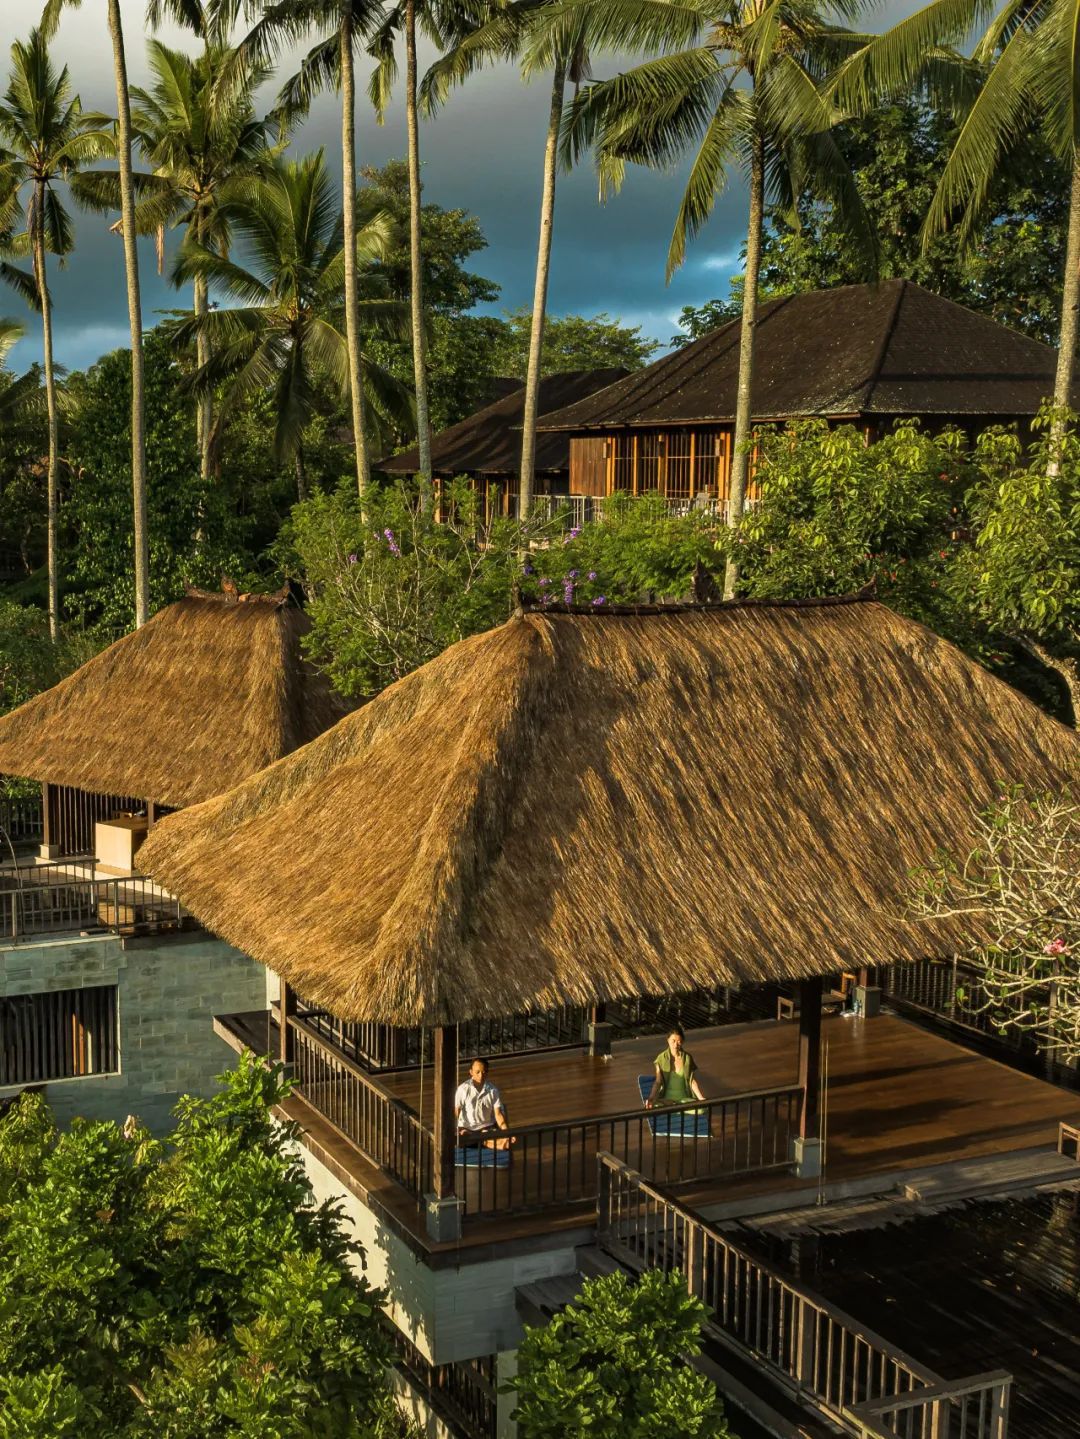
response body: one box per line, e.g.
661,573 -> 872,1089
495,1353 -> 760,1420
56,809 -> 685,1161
171,150 -> 412,498
41,0 -> 151,628
73,40 -> 277,484
526,0 -> 877,595
242,0 -> 391,498
422,1 -> 589,520
0,31 -> 108,640
368,0 -> 481,497
832,0 -> 1080,463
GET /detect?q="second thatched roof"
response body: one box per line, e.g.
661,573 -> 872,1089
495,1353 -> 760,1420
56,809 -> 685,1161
139,599 -> 1079,1027
0,588 -> 350,808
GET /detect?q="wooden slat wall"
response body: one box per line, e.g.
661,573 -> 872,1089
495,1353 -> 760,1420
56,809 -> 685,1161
0,983 -> 119,1085
568,437 -> 608,497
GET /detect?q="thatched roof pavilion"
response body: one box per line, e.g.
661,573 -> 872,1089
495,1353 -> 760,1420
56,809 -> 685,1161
140,597 -> 1079,1028
0,587 -> 349,810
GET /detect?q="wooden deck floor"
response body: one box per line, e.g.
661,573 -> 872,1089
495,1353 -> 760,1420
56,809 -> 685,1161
218,1010 -> 1080,1257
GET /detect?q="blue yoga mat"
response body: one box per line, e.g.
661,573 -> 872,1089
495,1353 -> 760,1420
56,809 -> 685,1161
637,1075 -> 710,1138
454,1144 -> 512,1169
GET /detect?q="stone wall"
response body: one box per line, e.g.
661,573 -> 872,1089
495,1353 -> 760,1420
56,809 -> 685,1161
0,931 -> 267,1132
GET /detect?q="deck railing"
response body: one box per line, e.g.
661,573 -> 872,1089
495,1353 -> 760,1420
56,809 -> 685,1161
526,495 -> 730,529
0,861 -> 185,942
459,1084 -> 801,1218
289,1015 -> 434,1200
597,1154 -> 1011,1439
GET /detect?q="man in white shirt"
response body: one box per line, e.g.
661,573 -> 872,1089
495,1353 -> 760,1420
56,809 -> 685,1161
454,1057 -> 513,1150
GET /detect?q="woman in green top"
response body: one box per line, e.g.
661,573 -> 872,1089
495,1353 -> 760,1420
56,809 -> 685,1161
646,1025 -> 707,1108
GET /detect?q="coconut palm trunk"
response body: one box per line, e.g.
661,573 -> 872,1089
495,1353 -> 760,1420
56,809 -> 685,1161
405,0 -> 433,498
723,129 -> 765,599
31,179 -> 60,643
340,8 -> 372,497
107,0 -> 150,628
1049,147 -> 1080,471
518,62 -> 565,519
193,210 -> 212,483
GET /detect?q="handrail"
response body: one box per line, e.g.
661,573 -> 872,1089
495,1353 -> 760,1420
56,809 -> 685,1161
0,865 -> 186,942
596,1154 -> 1011,1439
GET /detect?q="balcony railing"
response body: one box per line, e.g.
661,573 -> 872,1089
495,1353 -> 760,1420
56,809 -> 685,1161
525,494 -> 731,529
597,1154 -> 1011,1439
0,860 -> 186,943
290,1015 -> 434,1198
286,1015 -> 800,1220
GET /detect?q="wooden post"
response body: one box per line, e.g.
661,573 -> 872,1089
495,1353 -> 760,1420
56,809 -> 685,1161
798,976 -> 823,1142
433,1024 -> 458,1201
146,800 -> 157,831
588,1001 -> 611,1058
279,979 -> 297,1065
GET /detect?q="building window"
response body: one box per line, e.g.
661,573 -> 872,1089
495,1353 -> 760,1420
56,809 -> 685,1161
595,430 -> 729,502
0,984 -> 119,1086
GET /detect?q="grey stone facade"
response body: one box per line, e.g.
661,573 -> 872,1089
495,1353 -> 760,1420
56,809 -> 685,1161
0,930 -> 267,1132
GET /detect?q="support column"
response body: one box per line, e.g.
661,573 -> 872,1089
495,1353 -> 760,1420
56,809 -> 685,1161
588,1001 -> 612,1058
793,976 -> 823,1178
855,963 -> 882,1018
426,1024 -> 463,1242
39,781 -> 60,860
279,978 -> 297,1066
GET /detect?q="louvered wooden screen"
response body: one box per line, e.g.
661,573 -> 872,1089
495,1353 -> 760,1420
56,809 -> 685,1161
0,984 -> 118,1085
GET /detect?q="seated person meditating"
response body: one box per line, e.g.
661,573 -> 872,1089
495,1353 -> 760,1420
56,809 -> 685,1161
645,1026 -> 707,1109
454,1057 -> 513,1150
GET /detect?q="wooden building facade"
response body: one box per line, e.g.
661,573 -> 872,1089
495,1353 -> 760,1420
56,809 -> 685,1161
540,280 -> 1068,510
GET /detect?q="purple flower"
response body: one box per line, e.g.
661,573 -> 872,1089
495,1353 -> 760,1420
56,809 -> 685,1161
563,579 -> 575,605
383,527 -> 401,557
587,571 -> 597,581
592,595 -> 607,606
538,577 -> 551,588
347,553 -> 358,565
568,569 -> 579,580
522,563 -> 534,576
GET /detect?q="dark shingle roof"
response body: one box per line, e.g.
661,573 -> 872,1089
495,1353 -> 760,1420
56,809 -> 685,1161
379,368 -> 629,477
538,281 -> 1062,431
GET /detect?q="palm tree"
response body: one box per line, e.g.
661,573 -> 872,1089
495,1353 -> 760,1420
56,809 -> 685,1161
73,40 -> 276,484
242,0 -> 391,499
41,0 -> 151,628
0,31 -> 109,640
170,150 -> 411,499
422,1 -> 589,520
368,0 -> 480,497
832,0 -> 1080,464
526,0 -> 876,595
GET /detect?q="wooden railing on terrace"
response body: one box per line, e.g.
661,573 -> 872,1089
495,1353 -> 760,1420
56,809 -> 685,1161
290,1015 -> 434,1198
0,860 -> 186,943
597,1154 -> 1011,1439
286,1015 -> 799,1219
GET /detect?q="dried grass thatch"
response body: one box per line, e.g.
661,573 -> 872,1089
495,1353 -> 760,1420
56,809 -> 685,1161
0,587 -> 350,808
139,599 -> 1079,1026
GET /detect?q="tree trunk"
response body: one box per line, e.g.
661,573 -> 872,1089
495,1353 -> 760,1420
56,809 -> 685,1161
723,129 -> 765,600
405,0 -> 432,505
340,10 -> 371,498
108,0 -> 150,629
294,445 -> 308,502
33,180 -> 60,644
1016,631 -> 1080,727
518,63 -> 565,520
1048,146 -> 1080,472
193,223 -> 212,485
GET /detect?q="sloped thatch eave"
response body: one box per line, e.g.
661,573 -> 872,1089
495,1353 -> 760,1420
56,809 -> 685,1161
0,588 -> 351,809
139,600 -> 1079,1027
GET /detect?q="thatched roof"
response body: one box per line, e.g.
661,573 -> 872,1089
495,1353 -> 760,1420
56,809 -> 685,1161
0,588 -> 350,808
139,598 -> 1078,1027
378,368 -> 629,478
539,281 -> 1066,431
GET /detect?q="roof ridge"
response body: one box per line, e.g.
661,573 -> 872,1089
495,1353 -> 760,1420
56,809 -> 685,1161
522,589 -> 877,617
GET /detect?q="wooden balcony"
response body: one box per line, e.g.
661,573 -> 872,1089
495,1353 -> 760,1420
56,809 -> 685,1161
0,856 -> 189,943
213,1007 -> 1080,1258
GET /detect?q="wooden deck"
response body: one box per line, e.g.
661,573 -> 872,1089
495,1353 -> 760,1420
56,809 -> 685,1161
216,1010 -> 1080,1259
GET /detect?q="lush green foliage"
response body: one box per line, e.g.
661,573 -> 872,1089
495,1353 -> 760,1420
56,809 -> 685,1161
510,1269 -> 731,1439
0,600 -> 97,719
489,308 -> 659,377
0,1055 -> 395,1439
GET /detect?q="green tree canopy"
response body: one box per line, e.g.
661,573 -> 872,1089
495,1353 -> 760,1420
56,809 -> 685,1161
0,1055 -> 395,1439
492,307 -> 659,377
510,1269 -> 731,1439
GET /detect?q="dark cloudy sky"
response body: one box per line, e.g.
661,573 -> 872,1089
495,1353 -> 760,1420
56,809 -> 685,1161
1,0 -> 909,374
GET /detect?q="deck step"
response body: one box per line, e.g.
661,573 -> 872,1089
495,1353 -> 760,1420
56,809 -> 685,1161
745,1146 -> 1080,1238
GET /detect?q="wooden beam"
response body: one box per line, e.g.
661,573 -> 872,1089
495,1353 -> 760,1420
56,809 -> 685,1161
433,1025 -> 458,1200
41,781 -> 52,850
798,976 -> 823,1141
279,979 -> 297,1065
